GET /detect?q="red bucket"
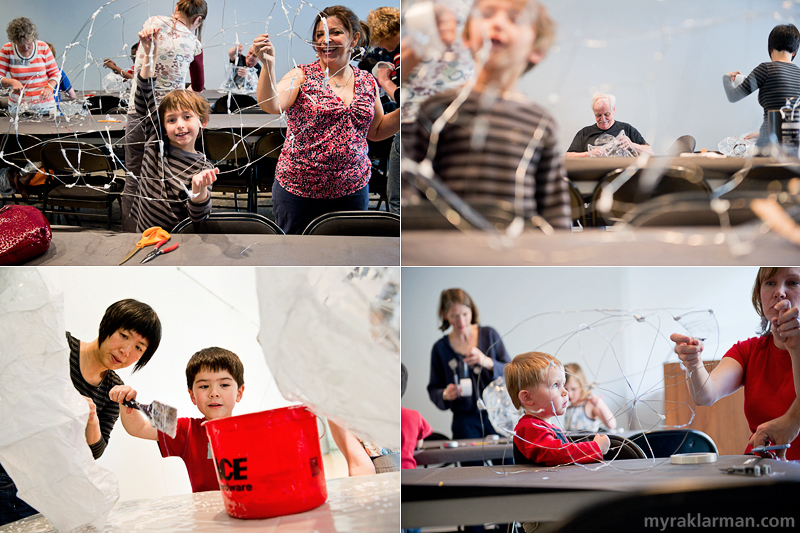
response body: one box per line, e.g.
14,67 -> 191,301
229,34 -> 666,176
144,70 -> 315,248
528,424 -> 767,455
203,406 -> 327,519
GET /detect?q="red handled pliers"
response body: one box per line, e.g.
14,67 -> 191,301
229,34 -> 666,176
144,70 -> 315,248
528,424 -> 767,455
140,238 -> 179,264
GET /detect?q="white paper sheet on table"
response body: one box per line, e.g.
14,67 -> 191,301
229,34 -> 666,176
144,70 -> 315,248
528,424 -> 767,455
0,268 -> 118,532
256,267 -> 401,451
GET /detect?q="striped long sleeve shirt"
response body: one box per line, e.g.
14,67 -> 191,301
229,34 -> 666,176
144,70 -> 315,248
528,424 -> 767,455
0,41 -> 59,107
409,88 -> 572,229
130,74 -> 212,232
723,61 -> 800,140
67,332 -> 123,459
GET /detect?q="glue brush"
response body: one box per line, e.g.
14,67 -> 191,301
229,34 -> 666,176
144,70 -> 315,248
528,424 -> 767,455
123,398 -> 178,438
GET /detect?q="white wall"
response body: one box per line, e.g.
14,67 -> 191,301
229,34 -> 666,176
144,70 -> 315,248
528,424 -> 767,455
35,267 -> 303,502
0,0 -> 394,93
401,267 -> 760,439
409,0 -> 798,153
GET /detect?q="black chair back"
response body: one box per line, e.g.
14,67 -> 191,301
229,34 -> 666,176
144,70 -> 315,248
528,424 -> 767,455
629,429 -> 718,458
622,191 -> 800,227
302,210 -> 400,237
590,165 -> 710,226
0,133 -> 43,165
86,95 -> 123,115
39,140 -> 119,228
718,163 -> 800,196
212,94 -> 259,114
570,434 -> 647,461
196,130 -> 254,212
172,212 -> 284,234
564,177 -> 586,227
40,140 -> 114,181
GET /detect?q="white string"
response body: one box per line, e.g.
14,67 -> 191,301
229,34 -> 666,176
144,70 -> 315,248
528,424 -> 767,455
1,0 -> 368,210
478,306 -> 721,476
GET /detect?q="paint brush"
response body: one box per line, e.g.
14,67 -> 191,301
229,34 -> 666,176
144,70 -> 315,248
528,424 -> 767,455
123,399 -> 178,438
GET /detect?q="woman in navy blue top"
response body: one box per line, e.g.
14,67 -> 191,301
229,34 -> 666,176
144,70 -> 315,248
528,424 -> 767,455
427,288 -> 511,440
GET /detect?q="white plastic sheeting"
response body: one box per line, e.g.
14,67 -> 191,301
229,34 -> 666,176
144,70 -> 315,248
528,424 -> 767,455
0,268 -> 118,532
481,377 -> 523,438
0,471 -> 400,533
256,267 -> 400,451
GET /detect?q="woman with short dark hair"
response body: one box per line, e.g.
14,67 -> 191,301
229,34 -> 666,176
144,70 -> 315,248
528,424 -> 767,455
723,24 -> 800,145
0,299 -> 162,525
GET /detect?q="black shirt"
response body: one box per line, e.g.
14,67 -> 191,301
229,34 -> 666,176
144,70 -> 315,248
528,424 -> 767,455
567,121 -> 648,153
229,56 -> 262,88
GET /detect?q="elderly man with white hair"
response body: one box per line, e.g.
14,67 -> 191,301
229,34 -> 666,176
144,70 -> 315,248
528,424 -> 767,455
565,94 -> 653,157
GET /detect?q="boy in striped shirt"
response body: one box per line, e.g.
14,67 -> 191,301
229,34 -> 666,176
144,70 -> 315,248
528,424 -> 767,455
129,26 -> 218,232
0,17 -> 59,114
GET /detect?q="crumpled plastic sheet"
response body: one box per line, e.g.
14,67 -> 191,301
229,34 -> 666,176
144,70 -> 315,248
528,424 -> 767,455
588,130 -> 638,157
0,268 -> 118,532
57,101 -> 89,119
219,63 -> 259,94
101,72 -> 129,95
718,135 -> 756,157
7,104 -> 55,122
256,267 -> 400,451
481,376 -> 523,438
403,0 -> 448,57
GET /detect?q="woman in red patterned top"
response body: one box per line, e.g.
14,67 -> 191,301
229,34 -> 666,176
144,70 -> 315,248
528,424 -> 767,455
0,17 -> 59,115
254,5 -> 400,234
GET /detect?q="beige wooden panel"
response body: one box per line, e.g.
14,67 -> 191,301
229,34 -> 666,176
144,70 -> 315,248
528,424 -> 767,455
664,362 -> 752,456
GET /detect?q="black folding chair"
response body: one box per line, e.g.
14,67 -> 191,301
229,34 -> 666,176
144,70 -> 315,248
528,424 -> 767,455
211,94 -> 259,114
367,137 -> 393,211
196,130 -> 254,212
0,133 -> 44,205
629,429 -> 718,458
251,129 -> 285,211
86,95 -> 123,115
172,212 -> 284,234
302,210 -> 400,237
40,140 -> 122,228
589,165 -> 710,226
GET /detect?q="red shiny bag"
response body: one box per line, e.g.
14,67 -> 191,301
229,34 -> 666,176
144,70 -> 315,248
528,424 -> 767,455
0,205 -> 52,265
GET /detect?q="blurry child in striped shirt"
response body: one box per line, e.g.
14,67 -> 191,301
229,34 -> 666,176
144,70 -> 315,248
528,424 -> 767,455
0,17 -> 59,114
408,0 -> 571,230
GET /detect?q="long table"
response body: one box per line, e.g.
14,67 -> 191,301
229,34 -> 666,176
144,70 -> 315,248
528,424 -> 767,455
24,229 -> 399,266
0,114 -> 284,139
414,432 -> 645,466
564,155 -> 788,183
401,226 -> 800,266
401,456 -> 800,528
415,437 -> 514,466
0,471 -> 399,532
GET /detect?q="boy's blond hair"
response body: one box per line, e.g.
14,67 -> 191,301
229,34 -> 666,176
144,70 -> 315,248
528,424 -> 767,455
463,0 -> 555,73
158,90 -> 210,130
505,351 -> 562,409
367,7 -> 400,46
564,363 -> 591,401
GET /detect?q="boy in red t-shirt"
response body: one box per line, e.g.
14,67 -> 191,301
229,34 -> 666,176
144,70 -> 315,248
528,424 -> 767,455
110,347 -> 244,492
505,352 -> 609,466
401,363 -> 432,469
